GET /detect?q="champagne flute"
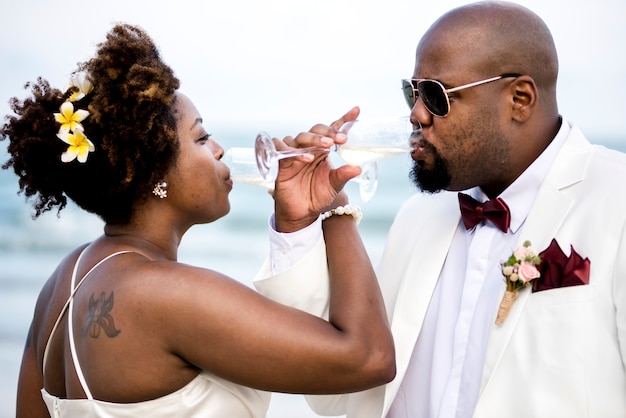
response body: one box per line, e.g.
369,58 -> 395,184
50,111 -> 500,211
254,116 -> 415,201
223,146 -> 377,202
254,134 -> 323,186
255,132 -> 379,202
222,147 -> 275,189
332,117 -> 414,165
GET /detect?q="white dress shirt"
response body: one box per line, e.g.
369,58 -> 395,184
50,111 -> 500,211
267,119 -> 570,418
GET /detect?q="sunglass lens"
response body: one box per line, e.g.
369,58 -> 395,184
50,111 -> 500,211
418,80 -> 448,117
401,80 -> 416,109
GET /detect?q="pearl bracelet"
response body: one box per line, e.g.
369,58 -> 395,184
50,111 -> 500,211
320,204 -> 362,225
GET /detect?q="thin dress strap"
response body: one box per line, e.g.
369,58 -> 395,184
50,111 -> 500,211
42,248 -> 133,399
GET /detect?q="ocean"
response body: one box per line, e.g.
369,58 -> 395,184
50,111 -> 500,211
0,131 -> 623,418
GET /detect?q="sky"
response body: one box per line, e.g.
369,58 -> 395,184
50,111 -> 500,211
1,0 -> 625,147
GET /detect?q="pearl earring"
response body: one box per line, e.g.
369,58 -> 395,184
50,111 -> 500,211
152,180 -> 168,199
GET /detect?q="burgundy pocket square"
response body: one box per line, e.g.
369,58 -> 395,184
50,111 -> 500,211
532,238 -> 591,293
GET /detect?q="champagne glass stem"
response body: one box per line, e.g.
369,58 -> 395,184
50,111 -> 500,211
255,132 -> 330,182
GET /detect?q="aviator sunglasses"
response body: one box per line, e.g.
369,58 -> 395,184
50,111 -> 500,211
401,73 -> 521,117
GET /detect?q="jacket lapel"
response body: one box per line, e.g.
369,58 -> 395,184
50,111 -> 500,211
479,125 -> 591,393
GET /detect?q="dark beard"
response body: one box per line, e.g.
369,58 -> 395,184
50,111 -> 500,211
409,144 -> 451,193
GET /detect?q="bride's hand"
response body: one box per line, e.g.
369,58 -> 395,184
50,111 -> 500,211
273,106 -> 361,232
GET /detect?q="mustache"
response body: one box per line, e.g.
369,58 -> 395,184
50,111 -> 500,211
408,140 -> 451,193
409,128 -> 425,149
414,137 -> 437,155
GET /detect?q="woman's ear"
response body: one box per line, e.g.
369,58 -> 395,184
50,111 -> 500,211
509,75 -> 537,122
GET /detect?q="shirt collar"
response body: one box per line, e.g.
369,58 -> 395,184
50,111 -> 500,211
468,117 -> 571,233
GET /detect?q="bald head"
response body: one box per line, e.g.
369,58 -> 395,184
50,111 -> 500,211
408,2 -> 562,196
417,1 -> 558,95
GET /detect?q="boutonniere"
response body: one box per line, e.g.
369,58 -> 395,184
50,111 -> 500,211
496,240 -> 541,325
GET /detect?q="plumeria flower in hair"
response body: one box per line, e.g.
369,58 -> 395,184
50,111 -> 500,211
57,128 -> 95,163
54,101 -> 90,134
67,73 -> 93,102
54,72 -> 95,163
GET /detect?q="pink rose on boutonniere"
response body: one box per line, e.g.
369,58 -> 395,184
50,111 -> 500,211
518,261 -> 541,282
496,240 -> 541,325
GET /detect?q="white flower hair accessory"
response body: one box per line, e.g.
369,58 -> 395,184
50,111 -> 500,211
53,73 -> 95,163
67,73 -> 93,101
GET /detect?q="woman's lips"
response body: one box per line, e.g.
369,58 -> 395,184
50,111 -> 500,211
224,168 -> 233,188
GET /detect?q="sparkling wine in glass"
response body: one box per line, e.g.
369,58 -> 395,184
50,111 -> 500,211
333,117 -> 414,165
254,132 -> 378,201
254,116 -> 415,201
223,145 -> 377,202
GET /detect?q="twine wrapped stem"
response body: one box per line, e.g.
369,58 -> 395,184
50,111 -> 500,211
495,290 -> 519,325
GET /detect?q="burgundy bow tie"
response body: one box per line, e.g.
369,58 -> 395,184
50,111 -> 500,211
458,193 -> 511,233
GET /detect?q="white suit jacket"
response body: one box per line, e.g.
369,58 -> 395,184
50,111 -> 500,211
255,124 -> 626,418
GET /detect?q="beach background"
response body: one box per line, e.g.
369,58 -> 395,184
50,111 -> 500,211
1,0 -> 625,417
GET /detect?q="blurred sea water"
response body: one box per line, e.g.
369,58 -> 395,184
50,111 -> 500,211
0,128 -> 623,417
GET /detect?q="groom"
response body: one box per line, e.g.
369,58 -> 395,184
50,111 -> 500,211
256,2 -> 626,417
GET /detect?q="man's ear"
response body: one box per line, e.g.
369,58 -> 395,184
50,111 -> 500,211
509,75 -> 537,122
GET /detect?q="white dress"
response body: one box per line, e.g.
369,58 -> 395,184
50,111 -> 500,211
41,249 -> 271,417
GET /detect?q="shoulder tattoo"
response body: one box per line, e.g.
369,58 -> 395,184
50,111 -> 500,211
82,291 -> 121,338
